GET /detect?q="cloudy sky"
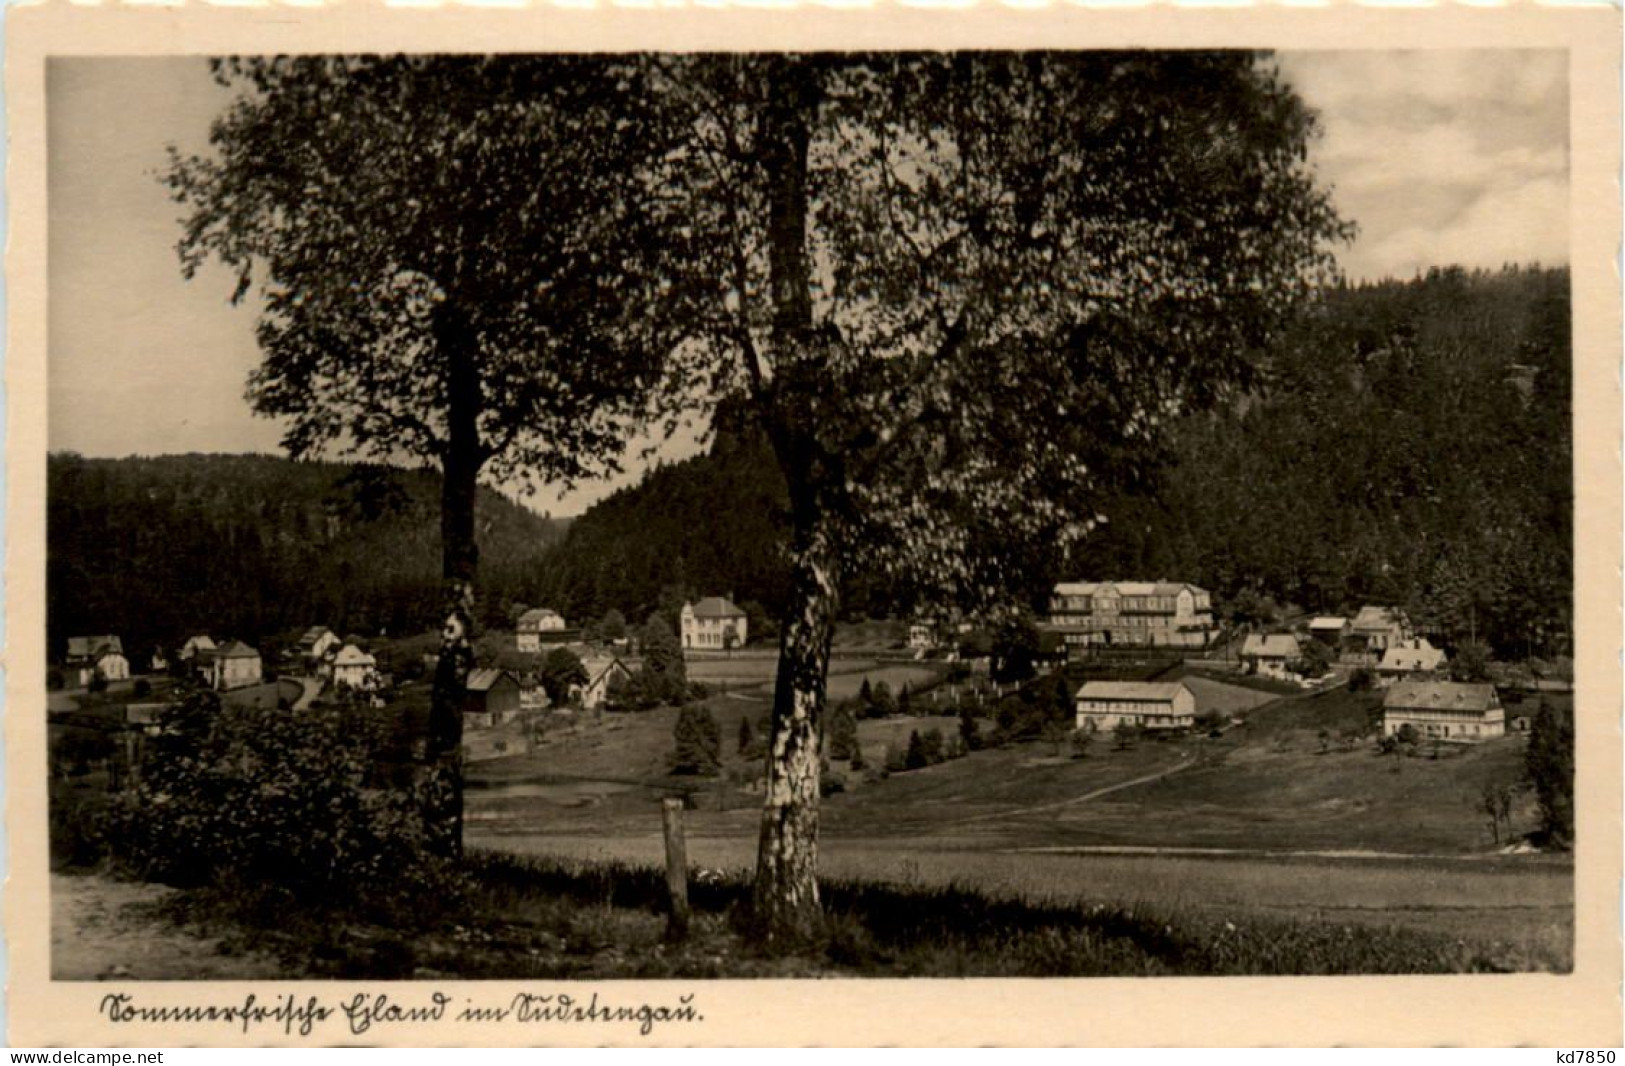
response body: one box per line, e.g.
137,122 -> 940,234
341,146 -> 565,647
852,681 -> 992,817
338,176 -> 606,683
46,50 -> 1570,516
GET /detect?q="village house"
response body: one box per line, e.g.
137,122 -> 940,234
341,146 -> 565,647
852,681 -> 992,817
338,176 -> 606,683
1307,616 -> 1350,647
1377,638 -> 1448,684
1241,633 -> 1302,680
680,597 -> 748,651
1347,605 -> 1411,661
1382,680 -> 1504,742
576,654 -> 636,711
331,643 -> 377,690
66,635 -> 129,687
515,608 -> 568,653
1044,581 -> 1216,656
178,635 -> 216,663
296,626 -> 341,667
1075,680 -> 1197,732
908,621 -> 938,651
209,641 -> 263,691
464,668 -> 522,727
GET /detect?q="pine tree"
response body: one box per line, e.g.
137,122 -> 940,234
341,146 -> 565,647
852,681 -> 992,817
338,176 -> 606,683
828,701 -> 859,761
1526,702 -> 1574,847
672,704 -> 723,776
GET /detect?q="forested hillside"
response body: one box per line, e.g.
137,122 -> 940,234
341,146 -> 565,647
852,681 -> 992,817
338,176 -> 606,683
1067,265 -> 1571,657
48,454 -> 566,663
531,402 -> 795,628
535,266 -> 1571,657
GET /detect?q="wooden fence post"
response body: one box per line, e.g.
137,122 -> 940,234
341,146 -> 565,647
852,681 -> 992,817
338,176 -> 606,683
661,797 -> 690,943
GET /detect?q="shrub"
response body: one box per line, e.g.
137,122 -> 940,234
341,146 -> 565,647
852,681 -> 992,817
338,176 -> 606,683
104,688 -> 462,927
1348,668 -> 1375,693
883,741 -> 909,774
819,770 -> 847,797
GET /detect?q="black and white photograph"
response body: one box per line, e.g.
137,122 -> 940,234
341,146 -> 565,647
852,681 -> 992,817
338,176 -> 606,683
9,4 -> 1620,1048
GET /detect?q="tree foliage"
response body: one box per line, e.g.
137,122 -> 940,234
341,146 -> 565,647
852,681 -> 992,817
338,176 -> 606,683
166,55 -> 697,855
165,56 -> 686,491
671,704 -> 723,776
540,647 -> 588,707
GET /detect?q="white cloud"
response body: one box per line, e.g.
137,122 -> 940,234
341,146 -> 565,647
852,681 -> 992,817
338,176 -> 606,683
1278,49 -> 1569,281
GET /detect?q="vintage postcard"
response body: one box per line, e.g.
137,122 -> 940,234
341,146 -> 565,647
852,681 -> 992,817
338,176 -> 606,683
6,1 -> 1620,1048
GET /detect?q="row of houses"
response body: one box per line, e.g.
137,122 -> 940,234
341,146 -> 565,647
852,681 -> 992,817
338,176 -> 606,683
461,653 -> 636,725
513,598 -> 749,654
1239,630 -> 1448,683
1073,678 -> 1506,741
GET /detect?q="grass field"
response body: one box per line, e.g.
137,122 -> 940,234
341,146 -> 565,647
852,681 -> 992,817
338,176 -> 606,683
459,663 -> 1569,971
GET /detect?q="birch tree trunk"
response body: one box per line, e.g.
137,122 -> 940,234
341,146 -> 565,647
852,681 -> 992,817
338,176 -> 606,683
749,56 -> 835,945
750,519 -> 838,945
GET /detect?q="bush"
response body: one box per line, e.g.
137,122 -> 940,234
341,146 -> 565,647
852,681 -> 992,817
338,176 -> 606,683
103,689 -> 462,927
1348,668 -> 1375,693
883,741 -> 909,774
819,770 -> 847,797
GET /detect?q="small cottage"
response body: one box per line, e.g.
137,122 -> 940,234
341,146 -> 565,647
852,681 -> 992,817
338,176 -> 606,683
1349,605 -> 1411,660
1307,616 -> 1350,647
464,668 -> 522,726
331,643 -> 378,690
66,635 -> 129,687
296,626 -> 341,665
516,609 -> 568,653
209,641 -> 263,691
1377,638 -> 1448,683
1241,633 -> 1302,680
576,654 -> 635,711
